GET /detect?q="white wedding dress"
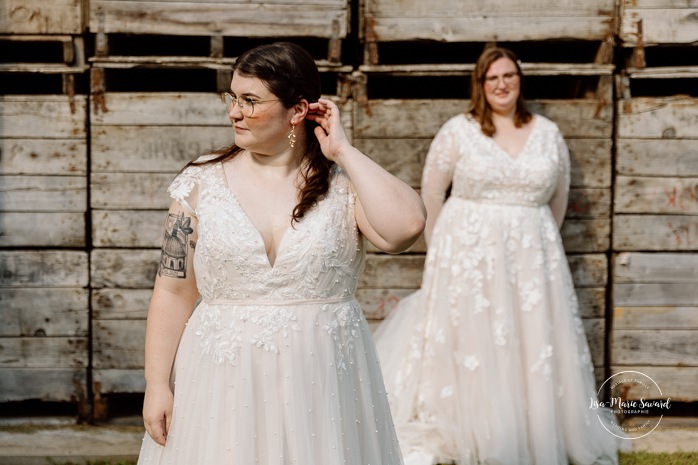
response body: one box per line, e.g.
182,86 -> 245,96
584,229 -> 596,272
374,114 -> 621,465
137,160 -> 403,465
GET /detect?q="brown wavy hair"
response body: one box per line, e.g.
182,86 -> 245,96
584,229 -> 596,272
183,41 -> 333,225
468,46 -> 532,137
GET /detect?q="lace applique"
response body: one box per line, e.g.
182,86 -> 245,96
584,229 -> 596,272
195,306 -> 243,366
531,345 -> 554,380
239,306 -> 302,354
324,300 -> 362,377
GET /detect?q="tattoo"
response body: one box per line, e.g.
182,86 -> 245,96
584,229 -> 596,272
158,212 -> 194,279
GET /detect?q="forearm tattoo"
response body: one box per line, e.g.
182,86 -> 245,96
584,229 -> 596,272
158,212 -> 195,279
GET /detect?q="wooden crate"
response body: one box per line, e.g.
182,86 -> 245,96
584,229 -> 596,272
360,0 -> 616,66
620,0 -> 698,48
0,0 -> 86,34
612,252 -> 698,402
353,70 -> 614,370
88,0 -> 350,64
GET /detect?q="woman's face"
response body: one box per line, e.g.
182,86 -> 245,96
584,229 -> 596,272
483,57 -> 520,116
227,72 -> 297,155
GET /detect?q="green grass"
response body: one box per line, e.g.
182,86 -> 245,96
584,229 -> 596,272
619,451 -> 698,465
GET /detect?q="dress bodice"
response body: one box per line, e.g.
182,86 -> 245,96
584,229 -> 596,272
422,113 -> 569,207
168,160 -> 363,303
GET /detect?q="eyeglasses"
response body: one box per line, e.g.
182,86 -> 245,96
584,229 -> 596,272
484,72 -> 519,88
220,92 -> 280,117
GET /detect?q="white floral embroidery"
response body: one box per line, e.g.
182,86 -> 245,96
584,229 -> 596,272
463,355 -> 480,371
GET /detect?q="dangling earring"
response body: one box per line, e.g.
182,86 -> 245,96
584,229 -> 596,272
288,122 -> 296,148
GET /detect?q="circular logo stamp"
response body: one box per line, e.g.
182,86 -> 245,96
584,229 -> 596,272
590,370 -> 671,439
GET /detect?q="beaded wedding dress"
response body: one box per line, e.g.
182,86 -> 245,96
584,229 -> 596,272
137,160 -> 403,465
374,114 -> 621,465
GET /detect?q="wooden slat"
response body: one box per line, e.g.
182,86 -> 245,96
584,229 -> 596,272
618,97 -> 698,139
367,16 -> 613,42
359,254 -> 425,288
0,288 -> 88,337
0,96 -> 87,138
0,337 -> 88,368
612,329 -> 698,366
92,289 -> 152,320
620,8 -> 698,45
0,251 -> 88,287
614,283 -> 697,307
89,1 -> 348,37
90,249 -> 160,289
356,288 -> 417,320
92,126 -> 232,173
567,188 -> 611,219
561,219 -> 610,253
614,214 -> 698,251
614,306 -> 698,330
92,210 -> 166,248
368,0 -> 613,16
614,252 -> 698,283
354,100 -> 612,139
616,139 -> 698,177
0,368 -> 86,402
610,366 -> 698,402
577,287 -> 606,319
91,173 -> 172,210
615,176 -> 698,215
584,318 -> 605,368
0,212 -> 85,247
0,139 -> 87,176
93,320 -> 144,370
93,368 -> 145,394
0,0 -> 85,34
568,254 -> 607,287
0,175 -> 87,212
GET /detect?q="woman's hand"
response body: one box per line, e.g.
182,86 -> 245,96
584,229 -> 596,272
306,98 -> 352,163
142,383 -> 174,446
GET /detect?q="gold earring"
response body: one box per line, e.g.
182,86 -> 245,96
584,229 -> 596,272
288,123 -> 297,148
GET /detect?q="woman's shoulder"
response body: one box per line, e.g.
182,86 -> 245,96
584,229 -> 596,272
168,153 -> 220,197
531,113 -> 562,135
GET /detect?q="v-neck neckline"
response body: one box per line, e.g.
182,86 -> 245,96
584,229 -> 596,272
488,115 -> 538,162
218,162 -> 292,270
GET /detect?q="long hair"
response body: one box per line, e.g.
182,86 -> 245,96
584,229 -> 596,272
185,41 -> 333,224
468,46 -> 532,137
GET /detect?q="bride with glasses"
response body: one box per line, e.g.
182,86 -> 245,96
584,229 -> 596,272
373,46 -> 623,465
137,41 -> 426,465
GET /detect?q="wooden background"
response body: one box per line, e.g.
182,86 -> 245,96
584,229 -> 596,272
1,0 -> 696,420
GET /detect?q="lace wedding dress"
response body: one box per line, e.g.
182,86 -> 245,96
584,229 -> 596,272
137,160 -> 403,465
374,114 -> 621,465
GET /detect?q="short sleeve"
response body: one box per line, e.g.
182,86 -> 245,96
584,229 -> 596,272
167,155 -> 215,217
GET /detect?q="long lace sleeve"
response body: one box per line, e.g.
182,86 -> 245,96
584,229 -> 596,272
421,117 -> 461,245
547,129 -> 570,229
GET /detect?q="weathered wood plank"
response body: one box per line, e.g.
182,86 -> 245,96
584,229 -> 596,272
0,0 -> 84,34
614,252 -> 698,283
355,100 -> 612,139
92,289 -> 152,320
567,188 -> 611,219
618,98 -> 698,139
92,210 -> 166,248
0,337 -> 88,368
0,368 -> 87,402
616,139 -> 698,177
610,366 -> 698,402
620,8 -> 698,45
91,249 -> 160,289
0,96 -> 87,138
584,318 -> 605,368
614,306 -> 698,330
356,138 -> 611,189
561,219 -> 610,253
568,254 -> 607,287
0,139 -> 87,176
93,320 -> 144,370
368,0 -> 613,16
0,251 -> 88,287
90,1 -> 348,37
0,175 -> 87,212
614,214 -> 698,251
356,288 -> 417,320
91,173 -> 172,210
359,254 -> 425,288
367,16 -> 614,42
0,212 -> 85,247
615,176 -> 698,215
577,287 -> 606,319
612,329 -> 698,366
92,126 -> 233,173
0,288 -> 88,337
614,283 -> 698,307
93,368 -> 144,394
